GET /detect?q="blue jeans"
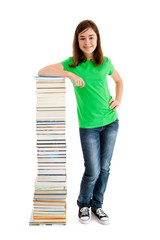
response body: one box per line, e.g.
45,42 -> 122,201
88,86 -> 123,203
77,118 -> 119,210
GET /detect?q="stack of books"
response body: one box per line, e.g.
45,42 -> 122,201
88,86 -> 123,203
29,76 -> 67,225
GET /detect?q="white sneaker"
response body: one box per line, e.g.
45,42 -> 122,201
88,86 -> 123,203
78,207 -> 91,224
92,208 -> 109,225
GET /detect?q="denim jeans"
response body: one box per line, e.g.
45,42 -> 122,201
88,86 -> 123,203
77,118 -> 119,210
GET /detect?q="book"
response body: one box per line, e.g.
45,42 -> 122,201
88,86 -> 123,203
29,76 -> 67,226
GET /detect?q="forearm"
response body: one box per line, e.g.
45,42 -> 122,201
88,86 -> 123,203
38,66 -> 85,87
115,80 -> 123,103
38,67 -> 74,79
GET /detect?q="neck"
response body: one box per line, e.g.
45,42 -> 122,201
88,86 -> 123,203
85,53 -> 94,61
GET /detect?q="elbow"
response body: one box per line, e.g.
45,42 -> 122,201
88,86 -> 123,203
38,69 -> 43,76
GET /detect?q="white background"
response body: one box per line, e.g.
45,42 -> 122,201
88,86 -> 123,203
1,0 -> 160,239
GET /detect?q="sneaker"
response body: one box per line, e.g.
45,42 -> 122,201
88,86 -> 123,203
78,207 -> 90,224
92,208 -> 109,225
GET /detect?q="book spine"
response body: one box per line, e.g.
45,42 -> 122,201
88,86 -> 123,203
30,76 -> 67,226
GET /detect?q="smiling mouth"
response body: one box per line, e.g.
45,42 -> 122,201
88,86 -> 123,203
84,46 -> 92,49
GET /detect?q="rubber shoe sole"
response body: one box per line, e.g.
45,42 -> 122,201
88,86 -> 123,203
91,211 -> 110,225
78,216 -> 91,224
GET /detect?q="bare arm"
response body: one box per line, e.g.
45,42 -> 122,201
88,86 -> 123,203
38,63 -> 85,88
38,63 -> 70,77
109,69 -> 123,111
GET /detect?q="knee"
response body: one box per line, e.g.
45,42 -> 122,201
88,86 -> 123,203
101,165 -> 110,175
83,170 -> 100,183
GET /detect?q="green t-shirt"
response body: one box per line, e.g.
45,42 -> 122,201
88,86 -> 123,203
61,56 -> 118,128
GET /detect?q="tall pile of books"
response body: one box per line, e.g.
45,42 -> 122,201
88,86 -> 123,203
29,76 -> 67,225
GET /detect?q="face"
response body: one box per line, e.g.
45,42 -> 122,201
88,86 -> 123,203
78,28 -> 97,60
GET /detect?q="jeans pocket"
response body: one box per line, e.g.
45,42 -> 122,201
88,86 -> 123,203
115,118 -> 119,123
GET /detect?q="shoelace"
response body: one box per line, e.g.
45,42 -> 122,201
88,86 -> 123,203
96,208 -> 107,217
80,207 -> 89,216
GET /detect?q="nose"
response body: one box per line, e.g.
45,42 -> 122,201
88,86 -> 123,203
84,38 -> 90,45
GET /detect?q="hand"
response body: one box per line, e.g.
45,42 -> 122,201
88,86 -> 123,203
109,99 -> 121,111
69,74 -> 85,88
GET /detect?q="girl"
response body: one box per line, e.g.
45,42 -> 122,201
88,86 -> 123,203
38,19 -> 123,225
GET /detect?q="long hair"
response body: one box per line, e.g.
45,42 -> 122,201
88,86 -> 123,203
69,20 -> 104,67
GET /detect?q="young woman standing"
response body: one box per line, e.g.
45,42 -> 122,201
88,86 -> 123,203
38,19 -> 123,225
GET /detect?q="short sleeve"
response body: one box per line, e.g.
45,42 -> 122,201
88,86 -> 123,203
107,58 -> 114,75
61,57 -> 73,71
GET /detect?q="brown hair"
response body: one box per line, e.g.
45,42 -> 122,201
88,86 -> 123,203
69,20 -> 104,68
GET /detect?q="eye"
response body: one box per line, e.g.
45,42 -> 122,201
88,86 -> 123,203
79,37 -> 94,40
